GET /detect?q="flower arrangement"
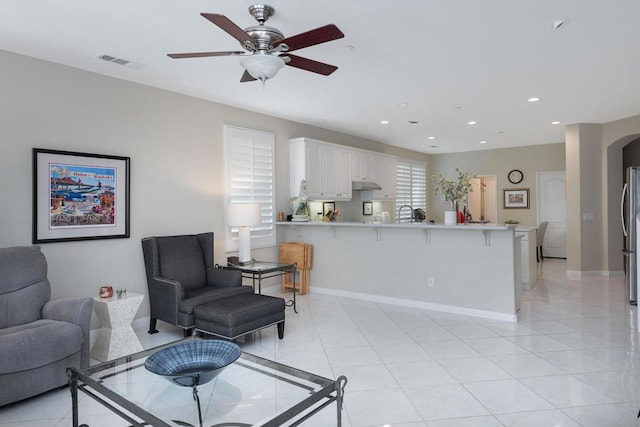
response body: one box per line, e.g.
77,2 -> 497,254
432,168 -> 473,210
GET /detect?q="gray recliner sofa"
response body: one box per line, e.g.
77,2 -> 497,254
0,245 -> 93,407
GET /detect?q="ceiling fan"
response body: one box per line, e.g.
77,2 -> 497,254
168,4 -> 345,84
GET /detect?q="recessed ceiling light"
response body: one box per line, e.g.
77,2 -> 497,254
551,121 -> 560,125
380,120 -> 389,125
427,136 -> 435,140
480,140 -> 487,144
408,120 -> 419,125
345,45 -> 355,51
398,102 -> 408,107
467,121 -> 477,125
528,97 -> 540,102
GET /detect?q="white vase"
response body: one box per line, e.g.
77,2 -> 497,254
444,211 -> 457,225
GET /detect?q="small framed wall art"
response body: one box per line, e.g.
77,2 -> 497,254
33,148 -> 131,243
363,201 -> 373,215
503,188 -> 529,209
323,201 -> 336,216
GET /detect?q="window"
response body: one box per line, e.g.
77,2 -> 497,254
395,158 -> 426,221
224,125 -> 276,251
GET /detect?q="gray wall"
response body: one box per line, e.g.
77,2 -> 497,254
0,49 -> 425,318
428,144 -> 566,226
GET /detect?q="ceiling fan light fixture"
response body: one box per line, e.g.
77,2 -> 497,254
240,54 -> 285,81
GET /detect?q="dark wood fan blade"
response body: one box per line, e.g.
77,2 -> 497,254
167,51 -> 245,59
240,70 -> 257,82
274,24 -> 344,52
201,13 -> 256,50
284,54 -> 338,76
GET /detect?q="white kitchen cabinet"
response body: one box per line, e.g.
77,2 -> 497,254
290,138 -> 352,200
351,150 -> 374,182
336,148 -> 352,199
372,154 -> 397,200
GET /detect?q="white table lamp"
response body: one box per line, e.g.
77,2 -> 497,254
228,203 -> 261,265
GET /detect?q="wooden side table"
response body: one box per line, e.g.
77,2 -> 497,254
91,292 -> 144,362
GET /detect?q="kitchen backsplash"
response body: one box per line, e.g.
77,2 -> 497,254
307,191 -> 395,223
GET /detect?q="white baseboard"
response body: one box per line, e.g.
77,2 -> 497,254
309,286 -> 519,323
567,270 -> 623,278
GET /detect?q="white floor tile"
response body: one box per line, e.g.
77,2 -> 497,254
463,379 -> 555,413
344,388 -> 422,426
464,337 -> 529,356
536,349 -> 610,374
330,364 -> 400,391
438,357 -> 513,382
520,374 -> 616,407
561,402 -> 640,427
5,259 -> 640,426
572,370 -> 640,402
426,416 -> 503,427
444,324 -> 500,340
488,353 -> 564,378
419,339 -> 482,360
404,383 -> 490,420
324,345 -> 382,367
495,409 -> 582,426
385,360 -> 456,387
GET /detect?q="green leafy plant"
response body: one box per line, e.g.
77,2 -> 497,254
432,168 -> 474,209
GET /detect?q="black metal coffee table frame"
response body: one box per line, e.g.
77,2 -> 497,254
67,337 -> 347,427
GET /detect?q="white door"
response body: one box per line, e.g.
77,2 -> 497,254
536,171 -> 567,258
484,176 -> 497,223
467,176 -> 497,223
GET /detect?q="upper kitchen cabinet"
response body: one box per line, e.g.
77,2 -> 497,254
372,154 -> 397,200
290,138 -> 352,201
351,150 -> 374,182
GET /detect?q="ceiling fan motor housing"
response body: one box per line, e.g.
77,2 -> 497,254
243,25 -> 284,52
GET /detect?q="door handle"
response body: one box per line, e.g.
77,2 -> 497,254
621,183 -> 628,237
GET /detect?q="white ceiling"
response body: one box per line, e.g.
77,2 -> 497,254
2,1 -> 639,154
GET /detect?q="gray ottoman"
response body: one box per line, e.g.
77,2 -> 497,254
194,293 -> 285,340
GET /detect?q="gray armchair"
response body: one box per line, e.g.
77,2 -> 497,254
0,245 -> 93,406
141,232 -> 251,336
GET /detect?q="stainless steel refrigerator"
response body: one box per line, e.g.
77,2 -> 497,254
621,166 -> 640,304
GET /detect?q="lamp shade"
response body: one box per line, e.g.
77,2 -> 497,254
240,54 -> 285,81
227,203 -> 261,227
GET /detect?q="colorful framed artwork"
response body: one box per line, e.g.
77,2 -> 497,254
32,148 -> 130,243
503,188 -> 529,209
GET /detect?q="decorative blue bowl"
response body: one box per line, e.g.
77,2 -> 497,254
145,340 -> 241,387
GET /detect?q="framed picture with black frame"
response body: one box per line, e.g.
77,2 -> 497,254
363,201 -> 373,215
322,201 -> 335,216
33,148 -> 130,243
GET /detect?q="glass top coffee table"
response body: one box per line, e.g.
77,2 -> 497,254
68,337 -> 347,427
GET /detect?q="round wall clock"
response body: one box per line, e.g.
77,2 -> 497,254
508,169 -> 524,184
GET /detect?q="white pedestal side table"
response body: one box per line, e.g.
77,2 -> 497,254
91,292 -> 144,362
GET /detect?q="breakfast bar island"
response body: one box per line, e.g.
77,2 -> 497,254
277,222 -> 521,322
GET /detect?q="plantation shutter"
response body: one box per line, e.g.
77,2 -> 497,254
395,158 -> 426,221
224,125 -> 276,250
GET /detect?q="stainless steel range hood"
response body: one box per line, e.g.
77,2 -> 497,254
352,180 -> 382,191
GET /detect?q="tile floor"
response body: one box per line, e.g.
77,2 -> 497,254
2,259 -> 640,426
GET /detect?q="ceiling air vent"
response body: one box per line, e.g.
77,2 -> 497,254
96,54 -> 145,69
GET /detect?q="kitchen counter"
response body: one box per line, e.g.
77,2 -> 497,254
278,221 -> 520,322
278,221 -> 513,231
